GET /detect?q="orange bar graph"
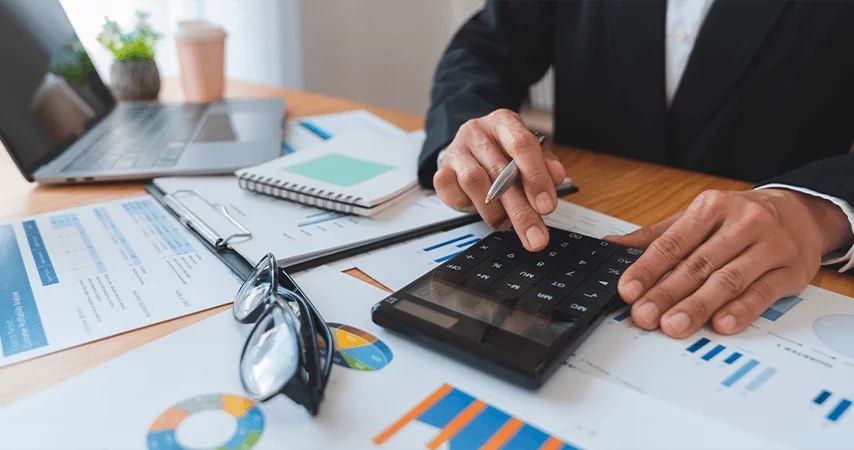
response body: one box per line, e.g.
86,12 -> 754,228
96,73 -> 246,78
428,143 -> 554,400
426,400 -> 488,450
372,384 -> 454,445
539,436 -> 565,450
480,417 -> 524,450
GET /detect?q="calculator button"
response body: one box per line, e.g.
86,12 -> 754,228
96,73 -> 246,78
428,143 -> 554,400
611,246 -> 644,262
538,270 -> 587,294
508,266 -> 546,284
567,285 -> 612,305
561,256 -> 595,270
594,264 -> 625,280
450,249 -> 488,267
439,260 -> 471,275
549,228 -> 589,244
586,275 -> 618,293
497,249 -> 524,262
491,276 -> 532,298
554,296 -> 598,319
520,255 -> 555,272
467,258 -> 513,284
518,287 -> 565,316
576,239 -> 620,261
607,253 -> 638,267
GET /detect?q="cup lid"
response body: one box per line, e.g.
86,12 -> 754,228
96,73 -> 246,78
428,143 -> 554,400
175,20 -> 226,41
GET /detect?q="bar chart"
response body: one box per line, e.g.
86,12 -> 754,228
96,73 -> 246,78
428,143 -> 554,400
423,233 -> 482,264
298,211 -> 347,228
812,390 -> 852,423
373,384 -> 577,450
761,296 -> 804,321
685,337 -> 778,391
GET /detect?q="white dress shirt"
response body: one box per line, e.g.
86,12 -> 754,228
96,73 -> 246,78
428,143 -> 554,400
438,0 -> 854,272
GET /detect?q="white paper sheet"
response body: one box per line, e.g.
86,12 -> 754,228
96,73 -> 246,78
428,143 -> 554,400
282,109 -> 408,153
0,267 -> 780,450
153,176 -> 470,267
568,284 -> 854,449
349,201 -> 639,291
0,196 -> 241,367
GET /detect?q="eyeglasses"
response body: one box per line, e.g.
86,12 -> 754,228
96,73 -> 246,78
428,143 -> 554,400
233,253 -> 333,416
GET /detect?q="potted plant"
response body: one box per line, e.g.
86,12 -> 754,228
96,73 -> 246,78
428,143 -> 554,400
97,12 -> 161,101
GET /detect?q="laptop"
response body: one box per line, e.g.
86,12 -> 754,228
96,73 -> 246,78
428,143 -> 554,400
0,0 -> 285,184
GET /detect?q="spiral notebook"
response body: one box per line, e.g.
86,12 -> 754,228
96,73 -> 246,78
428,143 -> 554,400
235,131 -> 421,216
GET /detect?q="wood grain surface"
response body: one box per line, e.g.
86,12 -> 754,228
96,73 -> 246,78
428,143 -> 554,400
0,78 -> 851,408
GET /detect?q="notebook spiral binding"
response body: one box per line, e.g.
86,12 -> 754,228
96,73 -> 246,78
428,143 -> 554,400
237,172 -> 364,214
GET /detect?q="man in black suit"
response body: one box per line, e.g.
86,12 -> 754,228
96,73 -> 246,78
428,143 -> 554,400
420,1 -> 854,339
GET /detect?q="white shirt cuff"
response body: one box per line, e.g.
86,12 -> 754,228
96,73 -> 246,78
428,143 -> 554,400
755,183 -> 854,273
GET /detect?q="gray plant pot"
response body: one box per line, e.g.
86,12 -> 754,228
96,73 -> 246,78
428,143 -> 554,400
110,59 -> 161,101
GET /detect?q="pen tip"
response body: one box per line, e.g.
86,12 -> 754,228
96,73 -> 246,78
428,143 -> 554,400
485,195 -> 494,205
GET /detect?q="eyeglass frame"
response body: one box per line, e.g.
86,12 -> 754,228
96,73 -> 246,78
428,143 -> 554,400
234,253 -> 334,416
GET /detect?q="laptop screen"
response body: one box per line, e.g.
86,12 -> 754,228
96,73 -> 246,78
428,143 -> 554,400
0,0 -> 114,179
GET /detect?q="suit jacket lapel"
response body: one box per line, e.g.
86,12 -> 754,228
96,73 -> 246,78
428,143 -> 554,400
668,1 -> 789,154
603,0 -> 668,162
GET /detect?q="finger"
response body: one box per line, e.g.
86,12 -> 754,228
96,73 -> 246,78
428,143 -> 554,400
616,212 -> 716,304
498,184 -> 549,251
465,125 -> 513,183
657,244 -> 778,339
711,268 -> 803,335
488,112 -> 556,215
445,149 -> 510,231
628,222 -> 755,329
543,150 -> 566,187
604,213 -> 683,249
433,167 -> 473,211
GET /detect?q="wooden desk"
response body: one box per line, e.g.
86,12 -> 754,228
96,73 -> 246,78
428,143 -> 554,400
1,79 -> 852,408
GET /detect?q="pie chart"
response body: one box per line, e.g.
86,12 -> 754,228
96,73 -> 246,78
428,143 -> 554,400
813,314 -> 854,358
323,323 -> 393,371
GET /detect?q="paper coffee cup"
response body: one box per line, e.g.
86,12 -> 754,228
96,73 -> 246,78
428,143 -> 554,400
175,20 -> 227,102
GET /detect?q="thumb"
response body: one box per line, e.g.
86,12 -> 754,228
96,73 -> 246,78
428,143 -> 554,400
604,212 -> 684,250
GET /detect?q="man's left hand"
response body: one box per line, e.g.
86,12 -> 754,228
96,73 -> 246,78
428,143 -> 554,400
605,188 -> 853,338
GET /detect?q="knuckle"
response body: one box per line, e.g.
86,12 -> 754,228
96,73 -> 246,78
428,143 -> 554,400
433,167 -> 454,186
746,281 -> 775,305
711,267 -> 746,294
684,298 -> 711,321
679,253 -> 717,280
626,260 -> 658,286
505,202 -> 533,223
652,232 -> 689,262
741,202 -> 773,226
524,170 -> 552,188
485,161 -> 507,180
492,108 -> 520,122
508,130 -> 537,151
694,190 -> 727,219
458,166 -> 486,188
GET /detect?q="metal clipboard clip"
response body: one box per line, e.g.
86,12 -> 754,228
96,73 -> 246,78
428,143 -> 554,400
162,189 -> 251,250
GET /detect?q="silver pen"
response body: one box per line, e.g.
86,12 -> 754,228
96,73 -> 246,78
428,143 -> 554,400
484,132 -> 546,205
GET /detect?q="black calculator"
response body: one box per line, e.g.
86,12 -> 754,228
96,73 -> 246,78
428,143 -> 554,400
371,226 -> 644,388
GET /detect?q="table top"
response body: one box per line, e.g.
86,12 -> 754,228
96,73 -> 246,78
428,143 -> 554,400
1,78 -> 852,408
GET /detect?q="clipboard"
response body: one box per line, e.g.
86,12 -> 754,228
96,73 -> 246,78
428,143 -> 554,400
145,182 -> 578,280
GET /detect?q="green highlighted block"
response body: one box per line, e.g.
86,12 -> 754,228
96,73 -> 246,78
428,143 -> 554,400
282,153 -> 394,187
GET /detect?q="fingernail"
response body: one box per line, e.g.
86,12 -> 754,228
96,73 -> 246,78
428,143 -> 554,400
536,192 -> 554,213
664,312 -> 691,334
620,280 -> 643,302
635,302 -> 659,326
526,226 -> 547,250
717,315 -> 737,334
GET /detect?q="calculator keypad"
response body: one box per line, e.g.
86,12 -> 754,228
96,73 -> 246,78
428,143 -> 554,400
444,227 -> 643,325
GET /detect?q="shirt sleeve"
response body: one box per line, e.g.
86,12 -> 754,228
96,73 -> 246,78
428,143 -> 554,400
755,183 -> 854,272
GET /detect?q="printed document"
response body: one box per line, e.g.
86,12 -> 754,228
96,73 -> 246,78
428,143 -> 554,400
0,196 -> 240,367
0,267 -> 779,450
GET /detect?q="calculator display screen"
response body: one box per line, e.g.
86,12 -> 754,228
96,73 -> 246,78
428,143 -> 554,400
403,273 -> 573,347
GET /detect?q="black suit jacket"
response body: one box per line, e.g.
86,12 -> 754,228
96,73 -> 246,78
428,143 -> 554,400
419,0 -> 854,208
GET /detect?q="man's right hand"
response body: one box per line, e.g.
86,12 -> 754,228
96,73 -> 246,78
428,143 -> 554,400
433,109 -> 567,251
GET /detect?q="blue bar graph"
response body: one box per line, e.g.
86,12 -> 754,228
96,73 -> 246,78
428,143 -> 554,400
456,237 -> 481,248
814,390 -> 832,405
298,212 -> 346,227
724,352 -> 742,365
614,309 -> 631,322
687,337 -> 711,353
94,208 -> 142,265
828,399 -> 851,422
434,252 -> 460,264
745,367 -> 777,392
722,359 -> 759,388
299,121 -> 332,139
22,220 -> 59,286
702,344 -> 725,361
761,296 -> 803,321
424,234 -> 474,252
49,213 -> 107,273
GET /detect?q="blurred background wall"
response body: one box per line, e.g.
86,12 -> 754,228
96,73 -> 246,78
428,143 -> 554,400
61,0 -> 553,119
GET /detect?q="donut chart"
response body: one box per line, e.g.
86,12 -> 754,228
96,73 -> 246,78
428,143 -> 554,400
813,314 -> 854,358
323,323 -> 393,371
147,394 -> 264,450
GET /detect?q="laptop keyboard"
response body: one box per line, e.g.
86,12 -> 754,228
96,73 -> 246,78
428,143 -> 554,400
435,227 -> 643,320
61,104 -> 207,173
